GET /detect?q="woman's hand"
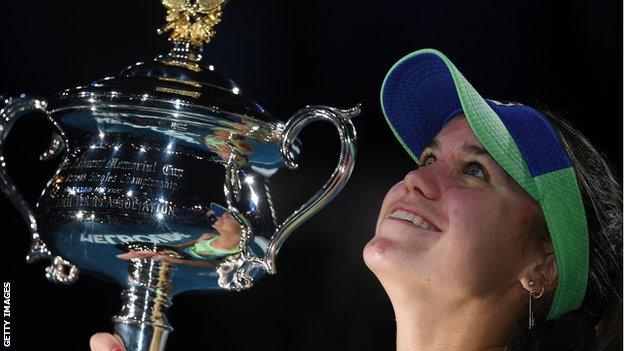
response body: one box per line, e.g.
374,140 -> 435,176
89,332 -> 125,351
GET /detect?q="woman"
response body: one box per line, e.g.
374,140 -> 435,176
90,49 -> 622,350
115,208 -> 242,266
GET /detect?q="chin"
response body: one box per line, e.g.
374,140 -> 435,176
363,236 -> 400,273
364,237 -> 422,298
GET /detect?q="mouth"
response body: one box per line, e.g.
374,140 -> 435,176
387,205 -> 442,232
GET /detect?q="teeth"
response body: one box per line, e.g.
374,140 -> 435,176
389,210 -> 432,230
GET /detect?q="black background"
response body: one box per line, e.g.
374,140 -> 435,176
0,0 -> 621,350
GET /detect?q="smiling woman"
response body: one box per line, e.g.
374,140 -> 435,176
366,114 -> 550,350
364,49 -> 622,350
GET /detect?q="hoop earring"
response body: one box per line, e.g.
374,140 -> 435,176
528,280 -> 545,330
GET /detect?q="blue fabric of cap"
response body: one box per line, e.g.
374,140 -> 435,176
381,52 -> 572,176
210,202 -> 228,217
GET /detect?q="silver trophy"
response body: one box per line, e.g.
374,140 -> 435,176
0,1 -> 359,350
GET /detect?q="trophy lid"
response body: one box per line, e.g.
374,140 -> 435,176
49,0 -> 279,125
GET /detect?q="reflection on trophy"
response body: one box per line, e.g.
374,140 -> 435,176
117,203 -> 242,266
0,1 -> 359,350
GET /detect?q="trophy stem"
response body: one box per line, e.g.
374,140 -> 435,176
112,258 -> 175,351
166,40 -> 204,63
156,40 -> 205,71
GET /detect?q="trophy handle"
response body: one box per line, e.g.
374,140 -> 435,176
0,95 -> 79,284
267,104 -> 359,272
217,105 -> 359,290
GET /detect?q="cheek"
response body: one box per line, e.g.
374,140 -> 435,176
441,190 -> 533,291
446,190 -> 500,234
225,222 -> 241,234
447,189 -> 533,246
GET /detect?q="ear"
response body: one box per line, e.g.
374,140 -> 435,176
519,252 -> 558,294
538,253 -> 558,293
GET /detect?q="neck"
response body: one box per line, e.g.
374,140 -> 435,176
387,285 -> 521,351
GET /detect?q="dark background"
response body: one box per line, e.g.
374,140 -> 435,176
0,0 -> 621,350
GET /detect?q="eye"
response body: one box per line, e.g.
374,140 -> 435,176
420,152 -> 436,166
465,162 -> 487,180
420,152 -> 488,181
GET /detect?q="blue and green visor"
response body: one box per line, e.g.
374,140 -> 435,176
380,48 -> 588,320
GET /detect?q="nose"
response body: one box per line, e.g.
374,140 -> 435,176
404,161 -> 452,200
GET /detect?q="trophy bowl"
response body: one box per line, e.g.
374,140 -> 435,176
0,1 -> 359,350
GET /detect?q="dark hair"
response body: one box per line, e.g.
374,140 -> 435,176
508,110 -> 623,350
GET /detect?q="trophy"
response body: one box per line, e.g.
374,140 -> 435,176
0,1 -> 359,350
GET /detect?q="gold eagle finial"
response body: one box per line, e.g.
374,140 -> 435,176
158,0 -> 229,46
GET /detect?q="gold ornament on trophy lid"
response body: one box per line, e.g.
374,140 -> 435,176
158,0 -> 229,46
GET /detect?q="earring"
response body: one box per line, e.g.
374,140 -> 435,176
528,280 -> 545,330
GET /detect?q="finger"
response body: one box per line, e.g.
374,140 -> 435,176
89,332 -> 125,351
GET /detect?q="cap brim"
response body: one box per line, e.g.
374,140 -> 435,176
209,202 -> 228,217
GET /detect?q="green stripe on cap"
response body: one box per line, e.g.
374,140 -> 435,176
534,168 -> 589,319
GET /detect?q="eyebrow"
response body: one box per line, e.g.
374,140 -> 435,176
422,138 -> 493,159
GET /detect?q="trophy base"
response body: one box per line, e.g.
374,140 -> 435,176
112,256 -> 174,351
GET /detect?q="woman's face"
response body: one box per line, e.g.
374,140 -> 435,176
364,114 -> 544,302
213,212 -> 242,240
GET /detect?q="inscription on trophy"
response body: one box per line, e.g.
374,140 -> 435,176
74,157 -> 159,172
54,195 -> 176,216
63,172 -> 180,191
79,232 -> 192,245
60,156 -> 185,192
50,154 -> 188,216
